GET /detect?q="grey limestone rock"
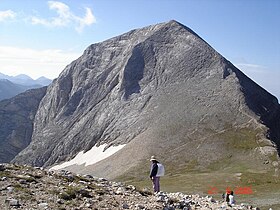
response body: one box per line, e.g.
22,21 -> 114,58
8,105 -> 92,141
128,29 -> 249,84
0,163 -> 263,209
12,20 -> 280,179
5,198 -> 20,207
0,164 -> 5,171
0,87 -> 47,163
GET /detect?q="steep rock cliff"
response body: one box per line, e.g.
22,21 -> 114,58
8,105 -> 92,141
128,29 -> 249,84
0,87 -> 47,162
13,21 -> 280,180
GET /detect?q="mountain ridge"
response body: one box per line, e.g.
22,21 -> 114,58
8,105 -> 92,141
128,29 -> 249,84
0,72 -> 51,101
0,79 -> 25,101
0,87 -> 47,162
13,20 -> 227,165
0,72 -> 52,86
9,20 -> 279,196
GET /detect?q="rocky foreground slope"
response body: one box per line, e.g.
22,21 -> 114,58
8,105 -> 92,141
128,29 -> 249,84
0,164 -> 260,210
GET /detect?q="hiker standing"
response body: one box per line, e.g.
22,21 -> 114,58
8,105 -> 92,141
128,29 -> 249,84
149,156 -> 164,193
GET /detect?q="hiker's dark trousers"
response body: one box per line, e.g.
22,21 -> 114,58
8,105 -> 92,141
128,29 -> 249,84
152,176 -> 160,192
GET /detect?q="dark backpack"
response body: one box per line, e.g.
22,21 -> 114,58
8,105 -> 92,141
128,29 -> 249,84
225,193 -> 230,202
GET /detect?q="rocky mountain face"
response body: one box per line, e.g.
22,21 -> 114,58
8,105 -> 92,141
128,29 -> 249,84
0,87 -> 47,163
12,20 -> 280,182
0,164 -> 260,209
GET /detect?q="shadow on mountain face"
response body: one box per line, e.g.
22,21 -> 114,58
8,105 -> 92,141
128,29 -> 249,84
121,44 -> 146,100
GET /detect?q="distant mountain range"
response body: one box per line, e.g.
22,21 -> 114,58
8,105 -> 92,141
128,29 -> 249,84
0,73 -> 52,86
0,73 -> 52,101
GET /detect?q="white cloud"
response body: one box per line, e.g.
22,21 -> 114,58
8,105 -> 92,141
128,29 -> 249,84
31,1 -> 96,32
235,63 -> 264,70
235,62 -> 280,101
0,10 -> 16,22
75,7 -> 96,33
0,46 -> 81,79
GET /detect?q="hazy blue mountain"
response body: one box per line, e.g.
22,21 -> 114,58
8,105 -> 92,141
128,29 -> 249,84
0,87 -> 47,163
12,74 -> 34,85
0,79 -> 32,101
0,73 -> 51,100
0,72 -> 52,86
36,76 -> 53,86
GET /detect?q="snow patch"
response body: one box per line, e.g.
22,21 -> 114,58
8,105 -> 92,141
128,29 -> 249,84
50,144 -> 126,170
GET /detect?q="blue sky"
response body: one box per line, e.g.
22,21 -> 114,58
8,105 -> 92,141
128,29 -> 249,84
0,0 -> 279,100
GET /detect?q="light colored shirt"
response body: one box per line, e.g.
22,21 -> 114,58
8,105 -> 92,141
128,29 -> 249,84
229,195 -> 235,205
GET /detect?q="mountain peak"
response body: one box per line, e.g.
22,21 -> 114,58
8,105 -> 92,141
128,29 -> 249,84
14,74 -> 33,80
84,20 -> 206,58
10,22 -> 280,206
36,76 -> 49,80
148,19 -> 196,35
165,19 -> 184,26
0,72 -> 52,86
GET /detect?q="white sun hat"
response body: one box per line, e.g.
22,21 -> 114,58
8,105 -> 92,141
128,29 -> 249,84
150,156 -> 157,161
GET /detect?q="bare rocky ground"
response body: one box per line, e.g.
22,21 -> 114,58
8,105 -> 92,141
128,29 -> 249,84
0,164 -> 260,210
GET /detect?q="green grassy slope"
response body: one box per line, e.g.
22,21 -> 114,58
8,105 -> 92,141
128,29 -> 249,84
115,127 -> 280,208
